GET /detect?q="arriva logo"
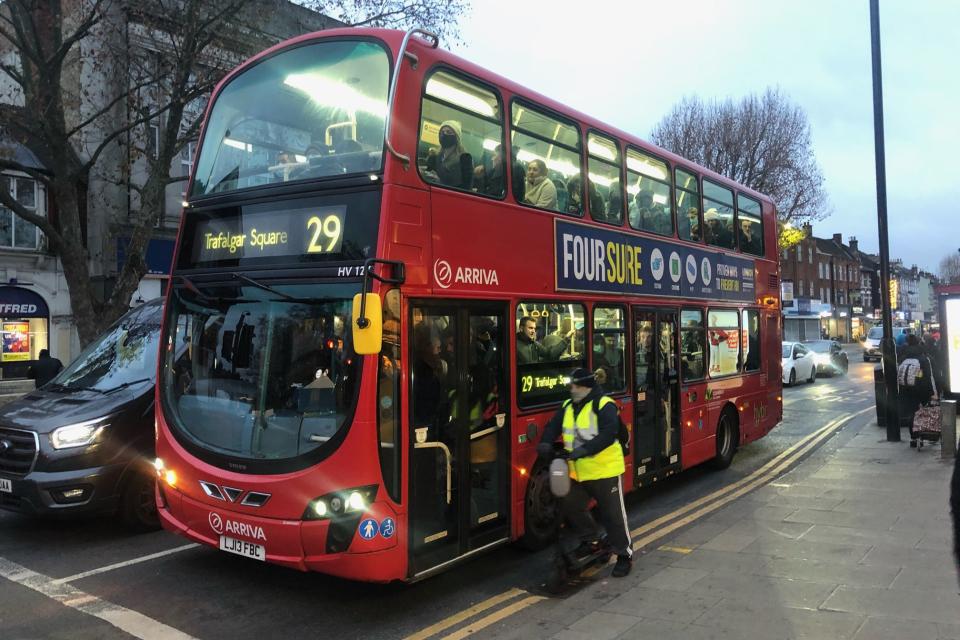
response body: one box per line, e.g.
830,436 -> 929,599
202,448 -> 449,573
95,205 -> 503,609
433,259 -> 499,289
209,512 -> 267,541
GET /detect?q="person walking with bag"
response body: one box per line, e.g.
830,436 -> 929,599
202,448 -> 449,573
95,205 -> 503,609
536,368 -> 633,577
896,334 -> 934,447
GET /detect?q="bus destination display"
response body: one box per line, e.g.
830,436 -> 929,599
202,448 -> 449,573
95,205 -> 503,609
191,205 -> 346,263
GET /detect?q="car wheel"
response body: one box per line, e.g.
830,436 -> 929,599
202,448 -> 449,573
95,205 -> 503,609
710,409 -> 738,470
120,471 -> 160,532
808,365 -> 816,384
841,358 -> 848,374
788,369 -> 796,386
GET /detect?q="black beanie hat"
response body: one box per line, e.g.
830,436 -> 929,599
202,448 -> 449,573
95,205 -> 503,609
568,368 -> 596,388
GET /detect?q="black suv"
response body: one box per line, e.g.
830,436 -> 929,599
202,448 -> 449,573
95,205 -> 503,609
0,299 -> 162,529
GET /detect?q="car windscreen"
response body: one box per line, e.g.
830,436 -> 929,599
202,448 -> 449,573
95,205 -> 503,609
52,302 -> 162,392
867,327 -> 883,339
803,341 -> 831,353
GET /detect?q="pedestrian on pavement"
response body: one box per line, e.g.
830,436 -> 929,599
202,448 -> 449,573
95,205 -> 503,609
27,349 -> 63,388
536,368 -> 633,577
896,334 -> 934,446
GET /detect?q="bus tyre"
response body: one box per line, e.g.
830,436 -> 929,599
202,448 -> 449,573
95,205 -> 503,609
521,464 -> 560,550
120,471 -> 160,532
710,410 -> 738,470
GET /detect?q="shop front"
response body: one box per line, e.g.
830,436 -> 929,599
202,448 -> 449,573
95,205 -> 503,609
0,285 -> 49,379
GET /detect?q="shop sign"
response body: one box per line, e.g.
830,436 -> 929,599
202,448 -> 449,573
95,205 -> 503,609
2,322 -> 30,361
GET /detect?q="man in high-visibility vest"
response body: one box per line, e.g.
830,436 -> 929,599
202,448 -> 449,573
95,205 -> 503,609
537,368 -> 632,577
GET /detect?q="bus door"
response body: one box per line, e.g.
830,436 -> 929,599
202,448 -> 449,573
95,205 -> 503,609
408,302 -> 510,576
632,309 -> 681,482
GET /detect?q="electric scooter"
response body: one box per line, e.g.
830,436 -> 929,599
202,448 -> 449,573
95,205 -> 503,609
544,452 -> 613,594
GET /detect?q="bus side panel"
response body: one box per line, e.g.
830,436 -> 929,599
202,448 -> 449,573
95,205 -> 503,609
381,184 -> 432,289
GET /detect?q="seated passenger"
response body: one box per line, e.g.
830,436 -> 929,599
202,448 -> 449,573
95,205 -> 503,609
566,177 -> 584,214
738,219 -> 762,254
522,159 -> 557,210
607,181 -> 623,222
425,120 -> 474,189
480,145 -> 507,197
704,208 -> 733,248
630,191 -> 669,233
684,207 -> 701,241
587,181 -> 607,221
516,316 -> 565,363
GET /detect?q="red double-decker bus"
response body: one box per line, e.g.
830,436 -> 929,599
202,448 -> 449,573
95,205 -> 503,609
154,27 -> 782,582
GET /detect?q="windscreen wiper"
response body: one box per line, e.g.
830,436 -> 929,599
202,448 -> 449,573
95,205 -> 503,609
231,273 -> 299,301
103,378 -> 153,394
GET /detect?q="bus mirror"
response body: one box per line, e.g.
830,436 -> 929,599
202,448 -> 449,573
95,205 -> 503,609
352,294 -> 382,355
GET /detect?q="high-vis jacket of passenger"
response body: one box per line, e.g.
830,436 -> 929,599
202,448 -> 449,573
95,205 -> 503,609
561,396 -> 625,482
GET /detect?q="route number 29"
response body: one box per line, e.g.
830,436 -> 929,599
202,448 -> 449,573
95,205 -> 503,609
306,214 -> 342,253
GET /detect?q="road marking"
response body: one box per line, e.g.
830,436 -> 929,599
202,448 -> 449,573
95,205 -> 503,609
402,588 -> 527,640
0,557 -> 198,640
628,409 -> 857,539
629,406 -> 872,552
404,404 -> 873,638
439,595 -> 546,640
52,543 -> 199,585
657,545 -> 694,554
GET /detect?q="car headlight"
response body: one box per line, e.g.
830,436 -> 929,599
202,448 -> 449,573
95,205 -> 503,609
303,485 -> 378,521
50,418 -> 108,450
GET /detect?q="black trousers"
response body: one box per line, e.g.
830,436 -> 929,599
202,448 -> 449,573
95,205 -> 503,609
560,475 -> 632,557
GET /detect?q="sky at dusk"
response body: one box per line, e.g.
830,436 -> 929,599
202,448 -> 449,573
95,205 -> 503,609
450,0 -> 959,274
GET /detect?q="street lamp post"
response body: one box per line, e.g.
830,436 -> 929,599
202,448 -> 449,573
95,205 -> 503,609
870,0 -> 899,440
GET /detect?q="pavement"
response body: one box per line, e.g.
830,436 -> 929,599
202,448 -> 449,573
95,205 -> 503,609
483,398 -> 960,639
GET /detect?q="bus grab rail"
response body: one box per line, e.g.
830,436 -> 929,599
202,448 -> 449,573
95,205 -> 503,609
413,440 -> 452,504
384,28 -> 439,170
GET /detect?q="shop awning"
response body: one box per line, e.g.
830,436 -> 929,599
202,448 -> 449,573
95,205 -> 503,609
0,286 -> 49,318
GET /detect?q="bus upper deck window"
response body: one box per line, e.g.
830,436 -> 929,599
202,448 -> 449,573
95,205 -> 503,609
626,149 -> 673,237
418,71 -> 504,197
510,103 -> 581,215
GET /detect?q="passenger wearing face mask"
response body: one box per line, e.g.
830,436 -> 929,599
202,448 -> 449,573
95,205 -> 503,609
536,368 -> 632,577
425,120 -> 474,189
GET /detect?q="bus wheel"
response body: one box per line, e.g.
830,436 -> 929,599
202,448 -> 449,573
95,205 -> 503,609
710,409 -> 738,470
120,471 -> 160,532
521,465 -> 559,550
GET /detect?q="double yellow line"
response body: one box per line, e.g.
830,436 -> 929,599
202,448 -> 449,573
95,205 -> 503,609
404,405 -> 872,640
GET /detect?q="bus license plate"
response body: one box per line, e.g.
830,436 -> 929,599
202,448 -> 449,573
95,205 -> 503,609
219,535 -> 265,562
0,478 -> 11,493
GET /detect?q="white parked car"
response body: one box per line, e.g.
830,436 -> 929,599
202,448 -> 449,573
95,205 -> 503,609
782,341 -> 816,386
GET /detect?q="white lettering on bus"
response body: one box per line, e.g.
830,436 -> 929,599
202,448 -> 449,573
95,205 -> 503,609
224,519 -> 267,541
454,266 -> 499,286
562,232 -> 606,283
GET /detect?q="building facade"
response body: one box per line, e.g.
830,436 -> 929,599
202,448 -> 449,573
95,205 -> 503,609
0,1 -> 339,374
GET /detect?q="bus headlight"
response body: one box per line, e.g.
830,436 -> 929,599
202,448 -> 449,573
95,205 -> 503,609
50,418 -> 108,449
303,485 -> 378,521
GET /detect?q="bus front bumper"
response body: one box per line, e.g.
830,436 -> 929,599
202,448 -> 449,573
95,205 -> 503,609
157,487 -> 402,582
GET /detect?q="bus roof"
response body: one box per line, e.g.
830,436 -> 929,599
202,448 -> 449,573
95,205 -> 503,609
212,27 -> 774,207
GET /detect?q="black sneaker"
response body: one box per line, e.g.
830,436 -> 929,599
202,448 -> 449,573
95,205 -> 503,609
909,439 -> 917,448
612,554 -> 632,577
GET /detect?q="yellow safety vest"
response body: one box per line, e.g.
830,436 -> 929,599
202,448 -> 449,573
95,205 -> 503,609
561,396 -> 625,482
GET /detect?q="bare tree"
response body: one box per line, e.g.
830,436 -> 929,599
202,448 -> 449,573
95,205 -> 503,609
939,251 -> 960,284
302,0 -> 470,43
0,0 -> 469,347
650,88 -> 829,247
